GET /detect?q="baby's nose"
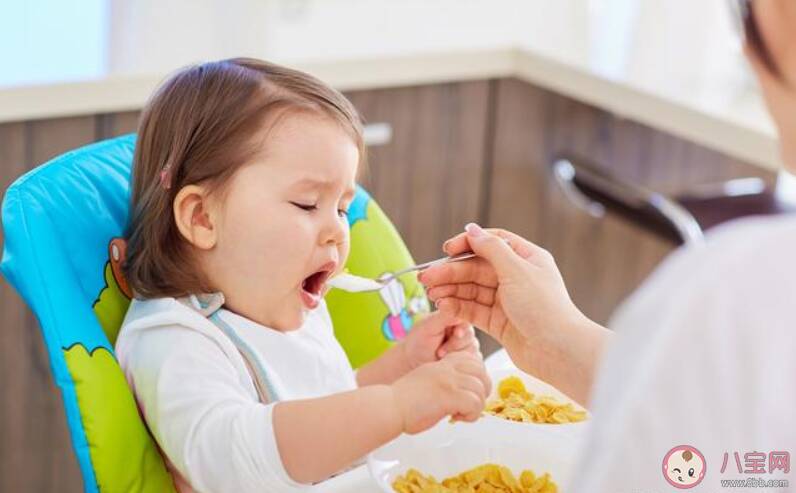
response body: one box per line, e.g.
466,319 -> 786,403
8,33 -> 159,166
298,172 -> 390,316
322,217 -> 347,245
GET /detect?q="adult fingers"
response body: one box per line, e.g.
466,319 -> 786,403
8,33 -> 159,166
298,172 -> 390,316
427,283 -> 497,306
456,224 -> 529,279
435,298 -> 493,332
419,257 -> 498,288
443,225 -> 543,261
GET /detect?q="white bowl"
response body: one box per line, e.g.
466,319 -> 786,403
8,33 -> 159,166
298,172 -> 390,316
367,368 -> 591,492
369,420 -> 584,491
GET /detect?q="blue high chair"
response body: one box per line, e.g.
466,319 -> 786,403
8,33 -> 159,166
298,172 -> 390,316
0,135 -> 429,492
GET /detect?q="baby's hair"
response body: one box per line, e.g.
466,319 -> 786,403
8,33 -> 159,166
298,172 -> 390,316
123,58 -> 365,299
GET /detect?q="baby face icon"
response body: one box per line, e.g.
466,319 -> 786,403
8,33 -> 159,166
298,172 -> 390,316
662,445 -> 706,489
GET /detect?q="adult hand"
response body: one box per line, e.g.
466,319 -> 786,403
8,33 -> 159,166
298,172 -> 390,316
419,223 -> 609,406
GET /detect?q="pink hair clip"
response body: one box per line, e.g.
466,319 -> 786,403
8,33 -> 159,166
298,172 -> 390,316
159,164 -> 172,190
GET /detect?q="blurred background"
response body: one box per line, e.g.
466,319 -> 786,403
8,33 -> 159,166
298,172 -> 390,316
0,0 -> 791,490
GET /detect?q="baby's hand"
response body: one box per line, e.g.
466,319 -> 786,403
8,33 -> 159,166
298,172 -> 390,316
390,352 -> 491,434
402,311 -> 480,370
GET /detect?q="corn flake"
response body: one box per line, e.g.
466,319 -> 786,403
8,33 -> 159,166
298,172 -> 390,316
392,464 -> 558,493
484,376 -> 587,424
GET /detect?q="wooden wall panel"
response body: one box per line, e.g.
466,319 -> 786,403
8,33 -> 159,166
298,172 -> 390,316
27,116 -> 98,166
345,81 -> 491,264
97,111 -> 141,139
0,118 -> 94,492
486,78 -> 775,324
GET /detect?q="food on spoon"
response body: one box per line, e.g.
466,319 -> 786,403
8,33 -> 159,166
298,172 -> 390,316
327,272 -> 384,292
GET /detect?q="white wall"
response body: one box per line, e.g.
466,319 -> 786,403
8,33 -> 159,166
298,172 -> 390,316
0,0 -> 107,87
106,0 -> 585,75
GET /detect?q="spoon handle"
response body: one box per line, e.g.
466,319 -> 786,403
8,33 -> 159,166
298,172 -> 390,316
390,251 -> 478,280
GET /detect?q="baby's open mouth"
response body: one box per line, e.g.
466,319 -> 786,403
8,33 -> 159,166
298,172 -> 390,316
302,269 -> 332,296
300,261 -> 336,309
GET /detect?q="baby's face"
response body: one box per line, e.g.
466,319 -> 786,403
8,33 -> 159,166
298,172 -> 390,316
208,112 -> 358,330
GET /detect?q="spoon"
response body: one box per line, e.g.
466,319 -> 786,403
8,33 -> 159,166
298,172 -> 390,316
327,251 -> 478,293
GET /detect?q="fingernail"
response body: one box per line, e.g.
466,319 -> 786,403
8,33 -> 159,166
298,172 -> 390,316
442,240 -> 451,252
417,270 -> 426,282
465,222 -> 483,237
438,348 -> 446,358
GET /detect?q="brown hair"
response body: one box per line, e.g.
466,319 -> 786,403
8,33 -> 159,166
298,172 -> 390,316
123,58 -> 365,299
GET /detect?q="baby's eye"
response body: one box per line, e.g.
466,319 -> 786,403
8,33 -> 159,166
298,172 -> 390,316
338,208 -> 349,218
688,468 -> 695,477
291,202 -> 317,212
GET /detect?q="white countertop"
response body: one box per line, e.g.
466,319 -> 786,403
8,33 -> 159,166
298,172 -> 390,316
0,0 -> 780,171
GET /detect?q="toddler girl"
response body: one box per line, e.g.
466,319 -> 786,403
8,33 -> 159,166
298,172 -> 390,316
116,58 -> 491,492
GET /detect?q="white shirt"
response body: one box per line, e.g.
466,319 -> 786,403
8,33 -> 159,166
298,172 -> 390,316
115,297 -> 357,493
571,216 -> 796,493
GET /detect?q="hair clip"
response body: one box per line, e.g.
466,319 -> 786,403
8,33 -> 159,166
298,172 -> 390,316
159,164 -> 172,190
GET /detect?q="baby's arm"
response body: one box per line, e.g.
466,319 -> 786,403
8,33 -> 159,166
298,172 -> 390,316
273,385 -> 400,481
355,340 -> 413,386
274,352 -> 490,483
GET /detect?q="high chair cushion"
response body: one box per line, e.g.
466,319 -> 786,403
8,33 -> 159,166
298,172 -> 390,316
326,187 -> 430,368
0,134 -> 429,492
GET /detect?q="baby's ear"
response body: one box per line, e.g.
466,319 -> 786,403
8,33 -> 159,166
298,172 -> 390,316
173,184 -> 217,250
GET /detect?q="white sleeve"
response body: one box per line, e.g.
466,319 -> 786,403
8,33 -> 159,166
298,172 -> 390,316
121,325 -> 310,493
568,223 -> 796,493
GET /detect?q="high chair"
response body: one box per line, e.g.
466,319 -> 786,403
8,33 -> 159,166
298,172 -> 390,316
0,134 -> 429,492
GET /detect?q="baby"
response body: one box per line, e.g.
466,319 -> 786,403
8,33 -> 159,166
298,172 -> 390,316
115,58 -> 491,492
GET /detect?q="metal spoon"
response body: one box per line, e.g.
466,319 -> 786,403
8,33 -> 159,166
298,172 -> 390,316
327,251 -> 478,293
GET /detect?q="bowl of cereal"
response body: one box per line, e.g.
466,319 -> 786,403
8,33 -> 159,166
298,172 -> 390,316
368,417 -> 578,492
368,368 -> 591,492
